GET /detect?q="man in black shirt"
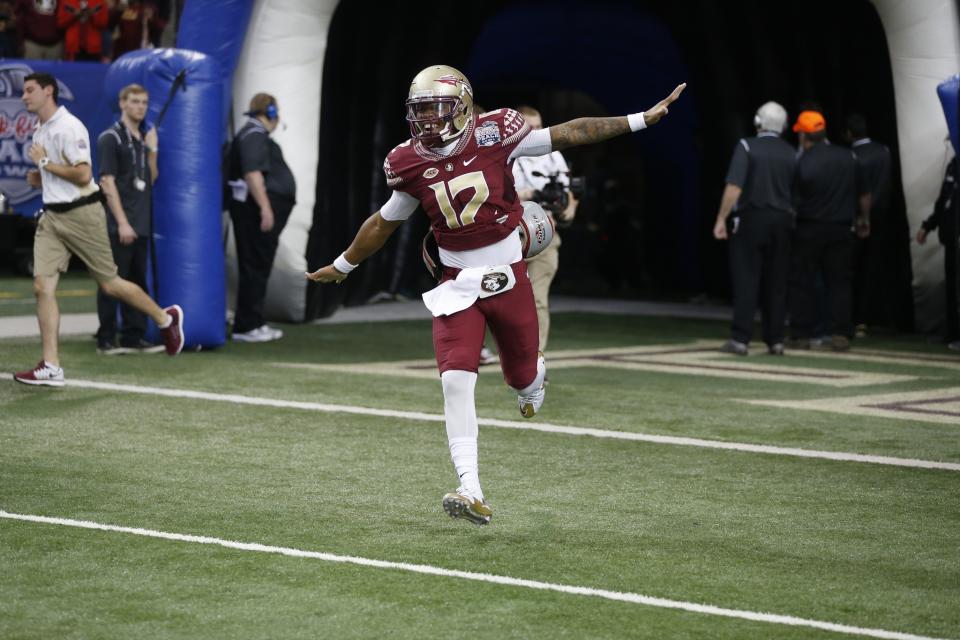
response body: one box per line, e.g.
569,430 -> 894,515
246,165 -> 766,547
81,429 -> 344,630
788,111 -> 871,351
844,114 -> 892,338
96,83 -> 163,354
227,93 -> 296,342
714,101 -> 797,356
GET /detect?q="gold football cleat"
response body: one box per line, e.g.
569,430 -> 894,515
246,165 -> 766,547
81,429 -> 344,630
442,490 -> 492,526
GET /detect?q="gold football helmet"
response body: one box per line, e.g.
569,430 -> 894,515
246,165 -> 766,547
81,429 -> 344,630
405,65 -> 474,146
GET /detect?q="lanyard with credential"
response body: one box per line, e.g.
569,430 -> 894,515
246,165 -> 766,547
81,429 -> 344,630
117,122 -> 147,191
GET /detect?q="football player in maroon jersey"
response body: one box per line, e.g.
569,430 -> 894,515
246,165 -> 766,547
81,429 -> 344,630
307,65 -> 684,525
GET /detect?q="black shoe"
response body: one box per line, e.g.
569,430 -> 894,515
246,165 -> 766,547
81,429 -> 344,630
119,338 -> 166,354
97,339 -> 123,355
719,339 -> 748,356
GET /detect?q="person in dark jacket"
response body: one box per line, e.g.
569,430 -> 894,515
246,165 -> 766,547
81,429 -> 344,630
844,114 -> 892,338
787,111 -> 871,352
916,155 -> 959,345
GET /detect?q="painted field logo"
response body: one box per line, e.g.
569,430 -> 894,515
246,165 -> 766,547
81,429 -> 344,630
0,63 -> 74,205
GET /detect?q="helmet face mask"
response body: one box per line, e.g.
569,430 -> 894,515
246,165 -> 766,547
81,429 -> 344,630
405,65 -> 474,146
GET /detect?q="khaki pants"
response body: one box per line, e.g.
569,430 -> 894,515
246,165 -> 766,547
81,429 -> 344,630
23,39 -> 64,60
524,233 -> 561,352
34,202 -> 119,284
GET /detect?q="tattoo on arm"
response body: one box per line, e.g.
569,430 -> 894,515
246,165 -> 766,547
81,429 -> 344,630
548,117 -> 632,151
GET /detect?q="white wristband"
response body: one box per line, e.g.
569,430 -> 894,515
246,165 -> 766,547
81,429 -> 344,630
628,113 -> 647,132
333,252 -> 357,274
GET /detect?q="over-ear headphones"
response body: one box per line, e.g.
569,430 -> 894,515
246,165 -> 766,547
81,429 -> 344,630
264,101 -> 278,121
246,101 -> 278,121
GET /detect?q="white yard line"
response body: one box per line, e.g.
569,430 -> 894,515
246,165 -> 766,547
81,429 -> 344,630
32,377 -> 960,472
0,510 -> 948,640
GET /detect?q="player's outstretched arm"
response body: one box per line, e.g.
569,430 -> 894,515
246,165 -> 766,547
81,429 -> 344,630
549,83 -> 686,151
305,211 -> 403,283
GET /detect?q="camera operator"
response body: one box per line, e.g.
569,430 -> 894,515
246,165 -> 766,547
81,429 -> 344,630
512,105 -> 579,354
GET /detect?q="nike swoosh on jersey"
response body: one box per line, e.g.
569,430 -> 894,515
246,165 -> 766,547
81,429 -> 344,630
463,155 -> 478,166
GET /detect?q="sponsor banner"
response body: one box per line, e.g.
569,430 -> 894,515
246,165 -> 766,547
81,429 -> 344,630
0,61 -> 112,217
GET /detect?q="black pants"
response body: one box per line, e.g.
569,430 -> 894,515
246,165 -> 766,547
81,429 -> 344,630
96,234 -> 149,345
728,208 -> 792,345
789,220 -> 854,340
230,193 -> 293,334
944,237 -> 959,341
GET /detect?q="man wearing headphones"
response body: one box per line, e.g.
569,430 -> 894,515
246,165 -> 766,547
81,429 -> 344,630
227,93 -> 296,342
714,101 -> 797,356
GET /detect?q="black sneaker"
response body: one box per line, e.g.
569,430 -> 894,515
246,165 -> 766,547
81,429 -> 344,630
97,339 -> 123,355
119,338 -> 165,354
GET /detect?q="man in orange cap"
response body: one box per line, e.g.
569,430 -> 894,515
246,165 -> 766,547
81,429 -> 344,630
787,110 -> 871,352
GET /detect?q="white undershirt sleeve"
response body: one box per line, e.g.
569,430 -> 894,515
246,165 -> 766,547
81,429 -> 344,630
508,127 -> 554,160
379,189 -> 419,221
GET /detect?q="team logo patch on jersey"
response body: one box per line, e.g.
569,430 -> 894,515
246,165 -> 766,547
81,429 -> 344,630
474,121 -> 501,147
423,167 -> 439,179
481,271 -> 510,293
444,162 -> 454,172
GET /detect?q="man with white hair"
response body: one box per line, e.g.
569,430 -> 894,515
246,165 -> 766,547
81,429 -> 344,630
713,101 -> 797,356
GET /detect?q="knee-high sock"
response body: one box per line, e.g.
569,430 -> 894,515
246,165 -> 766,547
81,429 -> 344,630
441,369 -> 482,500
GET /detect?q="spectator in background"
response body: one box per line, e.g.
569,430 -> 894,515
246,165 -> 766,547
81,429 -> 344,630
226,93 -> 295,343
15,0 -> 63,60
58,0 -> 108,61
0,3 -> 18,57
844,113 -> 892,339
95,83 -> 161,354
713,101 -> 796,356
787,111 -> 871,352
916,154 -> 959,347
109,0 -> 163,60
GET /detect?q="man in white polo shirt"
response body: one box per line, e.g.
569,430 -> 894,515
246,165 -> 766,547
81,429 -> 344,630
13,72 -> 185,387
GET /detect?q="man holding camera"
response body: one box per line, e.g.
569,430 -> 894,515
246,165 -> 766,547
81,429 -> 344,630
512,105 -> 578,354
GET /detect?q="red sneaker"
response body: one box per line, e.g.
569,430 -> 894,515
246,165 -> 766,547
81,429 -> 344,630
160,304 -> 185,356
14,360 -> 65,387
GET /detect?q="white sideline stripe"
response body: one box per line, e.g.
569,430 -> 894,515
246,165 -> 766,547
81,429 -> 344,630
0,512 -> 949,640
44,377 -> 960,472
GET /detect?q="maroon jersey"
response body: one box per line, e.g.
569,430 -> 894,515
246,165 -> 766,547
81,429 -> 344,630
384,108 -> 532,251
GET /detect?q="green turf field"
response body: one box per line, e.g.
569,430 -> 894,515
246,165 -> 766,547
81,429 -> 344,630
1,300 -> 958,639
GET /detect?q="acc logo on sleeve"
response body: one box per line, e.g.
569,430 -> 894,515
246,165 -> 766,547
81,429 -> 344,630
474,121 -> 501,147
0,63 -> 74,205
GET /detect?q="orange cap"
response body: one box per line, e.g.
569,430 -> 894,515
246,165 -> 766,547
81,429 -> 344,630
792,111 -> 826,133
